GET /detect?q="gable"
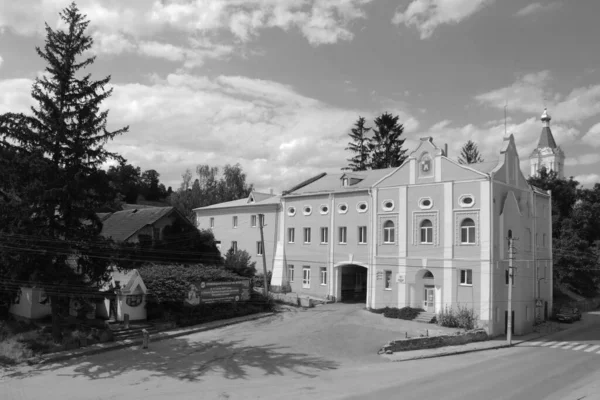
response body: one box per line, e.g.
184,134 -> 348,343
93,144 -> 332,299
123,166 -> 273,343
500,190 -> 522,217
374,163 -> 410,187
440,158 -> 489,181
491,134 -> 530,190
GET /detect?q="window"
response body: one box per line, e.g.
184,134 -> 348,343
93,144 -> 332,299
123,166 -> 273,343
153,227 -> 160,241
460,218 -> 476,244
383,220 -> 395,243
420,219 -> 433,244
460,269 -> 473,285
339,226 -> 347,244
338,203 -> 348,214
320,267 -> 327,285
257,241 -> 263,255
210,217 -> 214,228
288,265 -> 294,282
126,294 -> 143,307
233,216 -> 238,228
384,270 -> 392,290
419,197 -> 433,210
287,206 -> 296,216
459,195 -> 475,208
319,204 -> 329,214
543,234 -> 547,248
382,200 -> 394,211
320,227 -> 329,244
303,267 -> 311,288
251,215 -> 257,227
288,228 -> 295,243
258,214 -> 264,226
304,227 -> 311,243
358,226 -> 367,244
342,177 -> 349,187
231,241 -> 238,252
356,202 -> 368,213
303,205 -> 312,216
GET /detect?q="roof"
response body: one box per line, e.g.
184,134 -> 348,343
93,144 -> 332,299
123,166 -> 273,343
537,126 -> 558,149
100,206 -> 175,242
250,191 -> 274,203
194,194 -> 281,211
111,269 -> 139,292
285,168 -> 398,196
466,160 -> 499,174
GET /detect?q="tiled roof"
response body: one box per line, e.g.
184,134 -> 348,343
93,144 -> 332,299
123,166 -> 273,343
537,127 -> 558,149
285,168 -> 398,195
100,206 -> 174,242
194,195 -> 281,210
466,160 -> 499,174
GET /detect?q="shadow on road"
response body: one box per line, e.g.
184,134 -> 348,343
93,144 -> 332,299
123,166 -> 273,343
4,337 -> 340,382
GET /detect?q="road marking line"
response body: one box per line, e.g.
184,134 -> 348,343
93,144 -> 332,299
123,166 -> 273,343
573,345 -> 588,351
527,341 -> 543,346
541,341 -> 557,347
562,343 -> 578,350
550,342 -> 569,348
585,345 -> 600,353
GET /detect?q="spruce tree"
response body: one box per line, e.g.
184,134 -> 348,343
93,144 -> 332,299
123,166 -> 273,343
0,3 -> 128,341
344,116 -> 371,171
369,112 -> 407,169
458,140 -> 484,164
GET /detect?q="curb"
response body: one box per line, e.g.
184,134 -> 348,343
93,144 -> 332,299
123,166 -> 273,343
384,322 -> 583,363
27,312 -> 276,366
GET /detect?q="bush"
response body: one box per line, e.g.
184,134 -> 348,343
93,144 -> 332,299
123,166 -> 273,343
253,270 -> 272,290
370,306 -> 424,320
436,304 -> 478,330
223,249 -> 257,278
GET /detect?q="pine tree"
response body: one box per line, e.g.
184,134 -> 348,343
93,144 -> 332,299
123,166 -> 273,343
458,140 -> 484,164
0,3 -> 128,342
369,112 -> 407,169
344,116 -> 371,171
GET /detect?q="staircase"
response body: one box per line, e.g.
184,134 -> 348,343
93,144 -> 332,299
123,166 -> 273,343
414,311 -> 436,324
110,324 -> 159,342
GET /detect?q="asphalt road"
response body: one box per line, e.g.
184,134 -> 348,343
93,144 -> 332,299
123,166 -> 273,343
2,307 -> 600,400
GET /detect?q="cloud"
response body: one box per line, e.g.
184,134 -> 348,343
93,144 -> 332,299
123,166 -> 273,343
392,0 -> 494,39
0,72 -> 417,193
515,2 -> 562,17
565,153 -> 600,167
574,174 -> 600,186
582,122 -> 600,147
0,0 -> 373,65
0,55 -> 3,68
476,71 -> 600,123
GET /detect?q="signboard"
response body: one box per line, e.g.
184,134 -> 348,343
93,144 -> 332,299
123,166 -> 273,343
536,299 -> 543,307
376,271 -> 383,280
396,274 -> 406,284
185,280 -> 250,306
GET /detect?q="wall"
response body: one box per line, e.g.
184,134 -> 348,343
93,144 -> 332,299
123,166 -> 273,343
380,329 -> 489,353
9,287 -> 51,320
195,204 -> 280,273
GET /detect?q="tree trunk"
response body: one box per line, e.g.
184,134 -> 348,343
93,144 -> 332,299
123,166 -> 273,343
50,295 -> 63,343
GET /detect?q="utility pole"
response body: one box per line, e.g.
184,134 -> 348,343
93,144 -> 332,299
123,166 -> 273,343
507,234 -> 517,345
258,214 -> 269,297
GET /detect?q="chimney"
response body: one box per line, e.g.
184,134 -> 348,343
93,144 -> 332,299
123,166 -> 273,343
444,144 -> 448,157
270,188 -> 273,195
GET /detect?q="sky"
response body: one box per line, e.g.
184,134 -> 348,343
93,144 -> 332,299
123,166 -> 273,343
1,0 -> 599,194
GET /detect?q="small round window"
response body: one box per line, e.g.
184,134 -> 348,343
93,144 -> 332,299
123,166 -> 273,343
419,197 -> 433,210
319,204 -> 329,214
459,195 -> 475,208
287,206 -> 296,216
303,205 -> 312,216
356,202 -> 368,213
338,203 -> 349,214
382,200 -> 394,211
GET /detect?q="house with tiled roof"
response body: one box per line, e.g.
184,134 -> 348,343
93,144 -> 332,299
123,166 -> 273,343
100,206 -> 187,244
194,190 -> 284,276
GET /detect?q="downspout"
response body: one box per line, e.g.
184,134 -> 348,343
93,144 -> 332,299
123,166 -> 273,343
532,190 -> 537,302
367,188 -> 373,309
329,193 -> 335,301
548,190 -> 553,314
489,173 -> 494,332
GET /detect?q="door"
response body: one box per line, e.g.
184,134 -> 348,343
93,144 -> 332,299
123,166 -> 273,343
423,287 -> 435,313
302,267 -> 311,289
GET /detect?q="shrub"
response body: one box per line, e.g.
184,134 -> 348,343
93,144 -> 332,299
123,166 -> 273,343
223,249 -> 257,278
253,270 -> 272,290
436,304 -> 478,330
0,337 -> 33,365
370,306 -> 424,320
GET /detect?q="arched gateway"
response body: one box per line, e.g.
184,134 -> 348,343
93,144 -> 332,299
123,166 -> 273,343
333,263 -> 369,304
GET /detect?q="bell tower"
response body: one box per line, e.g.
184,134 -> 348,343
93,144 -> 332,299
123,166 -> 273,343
529,108 -> 565,178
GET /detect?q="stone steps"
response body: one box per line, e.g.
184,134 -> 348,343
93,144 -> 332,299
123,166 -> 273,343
111,325 -> 159,341
414,311 -> 436,323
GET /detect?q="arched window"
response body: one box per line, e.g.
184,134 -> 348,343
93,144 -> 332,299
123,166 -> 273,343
423,271 -> 434,279
420,219 -> 433,244
460,218 -> 476,244
383,220 -> 395,243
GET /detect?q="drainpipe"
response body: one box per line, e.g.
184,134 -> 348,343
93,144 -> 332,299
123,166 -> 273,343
489,175 -> 494,333
367,188 -> 373,309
